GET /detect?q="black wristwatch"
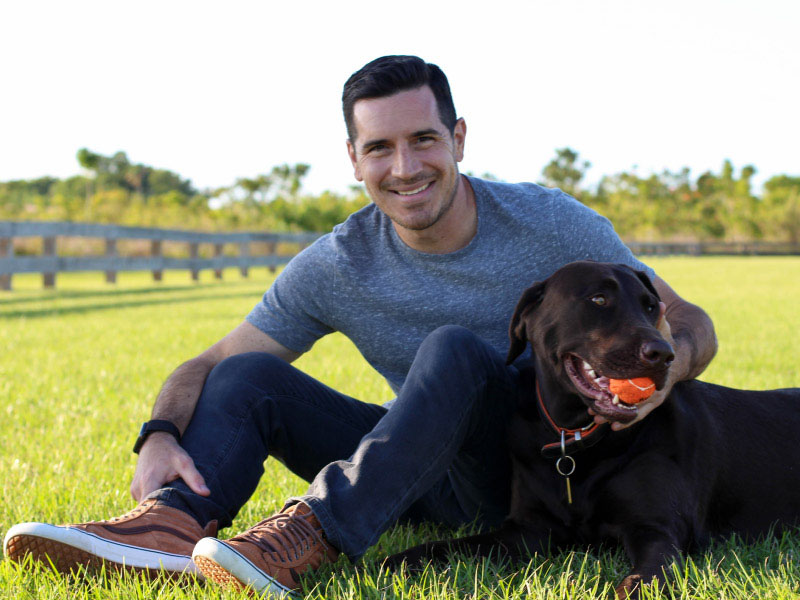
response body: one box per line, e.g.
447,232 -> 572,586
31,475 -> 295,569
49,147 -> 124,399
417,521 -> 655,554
133,420 -> 181,454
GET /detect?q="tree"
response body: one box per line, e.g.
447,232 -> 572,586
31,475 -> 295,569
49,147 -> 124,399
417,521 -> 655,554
76,148 -> 196,197
541,147 -> 590,198
762,175 -> 800,243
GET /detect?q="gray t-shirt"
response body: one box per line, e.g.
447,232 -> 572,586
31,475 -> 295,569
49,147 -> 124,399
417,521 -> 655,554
247,176 -> 654,393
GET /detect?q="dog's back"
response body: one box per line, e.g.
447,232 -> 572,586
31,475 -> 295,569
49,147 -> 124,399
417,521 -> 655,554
640,380 -> 800,543
666,380 -> 800,539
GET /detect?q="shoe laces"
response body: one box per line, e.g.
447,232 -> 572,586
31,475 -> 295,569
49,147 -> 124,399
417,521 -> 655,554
237,509 -> 326,563
87,501 -> 150,525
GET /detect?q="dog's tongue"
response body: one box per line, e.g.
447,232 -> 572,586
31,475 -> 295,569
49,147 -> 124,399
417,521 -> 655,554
608,378 -> 656,404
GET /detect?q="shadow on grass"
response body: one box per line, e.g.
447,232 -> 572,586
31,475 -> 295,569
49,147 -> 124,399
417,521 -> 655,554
0,290 -> 263,320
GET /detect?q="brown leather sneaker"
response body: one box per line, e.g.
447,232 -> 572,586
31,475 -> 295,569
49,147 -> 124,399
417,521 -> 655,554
3,499 -> 217,577
192,502 -> 339,597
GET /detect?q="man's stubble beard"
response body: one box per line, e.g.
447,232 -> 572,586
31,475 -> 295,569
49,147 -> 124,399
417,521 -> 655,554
388,169 -> 461,233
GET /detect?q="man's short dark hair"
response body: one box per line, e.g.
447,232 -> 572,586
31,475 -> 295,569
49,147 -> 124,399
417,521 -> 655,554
342,55 -> 457,143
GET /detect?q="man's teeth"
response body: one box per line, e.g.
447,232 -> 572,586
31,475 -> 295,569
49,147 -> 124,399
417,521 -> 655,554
396,183 -> 430,196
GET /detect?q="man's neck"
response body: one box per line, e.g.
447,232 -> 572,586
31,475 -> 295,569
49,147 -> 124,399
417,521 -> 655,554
393,175 -> 477,254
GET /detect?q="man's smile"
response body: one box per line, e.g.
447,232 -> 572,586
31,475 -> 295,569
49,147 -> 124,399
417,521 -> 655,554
393,181 -> 434,197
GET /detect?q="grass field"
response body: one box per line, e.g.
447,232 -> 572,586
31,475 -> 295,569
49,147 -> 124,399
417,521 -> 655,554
1,256 -> 799,599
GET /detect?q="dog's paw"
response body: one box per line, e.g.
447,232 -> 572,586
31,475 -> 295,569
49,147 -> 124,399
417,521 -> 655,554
615,574 -> 642,599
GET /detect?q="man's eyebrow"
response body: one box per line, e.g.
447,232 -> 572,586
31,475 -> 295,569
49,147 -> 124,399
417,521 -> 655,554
411,128 -> 442,138
360,138 -> 390,152
360,129 -> 444,153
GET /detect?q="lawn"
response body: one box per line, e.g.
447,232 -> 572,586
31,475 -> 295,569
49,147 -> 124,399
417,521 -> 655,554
1,256 -> 799,599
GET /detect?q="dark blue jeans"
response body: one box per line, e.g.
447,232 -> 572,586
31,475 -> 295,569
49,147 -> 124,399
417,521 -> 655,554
152,325 -> 522,561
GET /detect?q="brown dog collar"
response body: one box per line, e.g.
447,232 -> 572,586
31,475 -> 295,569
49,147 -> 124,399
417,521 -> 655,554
535,380 -> 609,458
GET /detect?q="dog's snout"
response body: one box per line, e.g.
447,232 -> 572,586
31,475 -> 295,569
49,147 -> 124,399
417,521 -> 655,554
639,339 -> 675,368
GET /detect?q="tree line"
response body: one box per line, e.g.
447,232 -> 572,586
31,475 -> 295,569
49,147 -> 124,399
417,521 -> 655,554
1,148 -> 798,242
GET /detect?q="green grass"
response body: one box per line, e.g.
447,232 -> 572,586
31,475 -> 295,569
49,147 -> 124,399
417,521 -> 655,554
1,257 -> 799,599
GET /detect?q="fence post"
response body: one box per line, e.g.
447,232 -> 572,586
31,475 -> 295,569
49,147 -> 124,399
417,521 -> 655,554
214,243 -> 224,280
105,238 -> 118,284
0,237 -> 12,291
239,241 -> 249,278
151,240 -> 163,282
43,236 -> 56,288
267,241 -> 277,274
190,242 -> 199,281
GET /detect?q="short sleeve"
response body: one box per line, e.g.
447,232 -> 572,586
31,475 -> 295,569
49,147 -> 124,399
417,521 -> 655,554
245,235 -> 337,353
548,191 -> 656,281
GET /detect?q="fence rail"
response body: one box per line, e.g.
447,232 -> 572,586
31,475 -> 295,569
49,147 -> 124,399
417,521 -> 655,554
0,221 -> 322,290
626,241 -> 800,256
2,221 -> 798,291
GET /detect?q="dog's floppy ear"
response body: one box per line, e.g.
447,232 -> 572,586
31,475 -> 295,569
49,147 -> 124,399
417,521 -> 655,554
634,269 -> 661,300
506,281 -> 546,365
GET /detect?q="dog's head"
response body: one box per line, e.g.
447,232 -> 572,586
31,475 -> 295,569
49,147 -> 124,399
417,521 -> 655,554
507,261 -> 674,423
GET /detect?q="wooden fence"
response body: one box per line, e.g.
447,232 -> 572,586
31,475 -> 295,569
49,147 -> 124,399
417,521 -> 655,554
1,221 -> 798,291
626,241 -> 800,256
0,221 -> 322,290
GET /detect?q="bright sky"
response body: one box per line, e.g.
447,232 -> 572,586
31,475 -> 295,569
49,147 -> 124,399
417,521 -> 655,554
1,0 -> 798,196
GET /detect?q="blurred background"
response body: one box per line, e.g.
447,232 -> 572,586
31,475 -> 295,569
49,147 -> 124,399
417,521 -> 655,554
1,0 -> 798,241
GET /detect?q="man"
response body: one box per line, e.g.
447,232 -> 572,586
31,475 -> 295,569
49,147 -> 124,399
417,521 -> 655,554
4,56 -> 716,597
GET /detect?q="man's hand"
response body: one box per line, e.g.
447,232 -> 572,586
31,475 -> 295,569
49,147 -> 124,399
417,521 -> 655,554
130,432 -> 210,501
128,322 -> 300,502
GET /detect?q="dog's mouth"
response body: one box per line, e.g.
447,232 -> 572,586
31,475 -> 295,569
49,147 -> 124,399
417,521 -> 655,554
563,353 -> 641,423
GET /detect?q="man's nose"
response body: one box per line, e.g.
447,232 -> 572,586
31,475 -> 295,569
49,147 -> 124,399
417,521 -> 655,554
392,144 -> 422,180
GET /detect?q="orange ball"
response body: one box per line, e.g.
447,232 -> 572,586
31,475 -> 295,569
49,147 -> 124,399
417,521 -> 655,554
608,377 -> 656,404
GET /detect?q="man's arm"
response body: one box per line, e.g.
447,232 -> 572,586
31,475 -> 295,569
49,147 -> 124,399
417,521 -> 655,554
130,321 -> 300,501
600,274 -> 718,431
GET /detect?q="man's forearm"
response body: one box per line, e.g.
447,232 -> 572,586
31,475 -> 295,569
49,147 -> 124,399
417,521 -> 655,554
149,356 -> 217,434
665,298 -> 717,382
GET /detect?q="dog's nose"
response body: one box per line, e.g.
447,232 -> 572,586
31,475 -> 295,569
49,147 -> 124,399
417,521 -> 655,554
639,339 -> 675,368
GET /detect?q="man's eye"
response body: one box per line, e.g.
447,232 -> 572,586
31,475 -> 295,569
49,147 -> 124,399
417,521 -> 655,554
591,295 -> 606,306
417,136 -> 435,144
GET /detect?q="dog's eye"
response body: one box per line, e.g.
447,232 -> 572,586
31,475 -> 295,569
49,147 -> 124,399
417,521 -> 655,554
645,302 -> 656,313
591,294 -> 606,306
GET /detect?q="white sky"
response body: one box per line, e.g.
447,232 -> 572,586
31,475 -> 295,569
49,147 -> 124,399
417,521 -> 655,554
1,0 -> 798,196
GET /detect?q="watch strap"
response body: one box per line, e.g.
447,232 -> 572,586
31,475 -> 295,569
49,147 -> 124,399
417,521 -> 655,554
133,419 -> 181,454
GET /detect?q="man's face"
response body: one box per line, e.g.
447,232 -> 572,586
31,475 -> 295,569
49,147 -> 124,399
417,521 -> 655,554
346,86 -> 466,233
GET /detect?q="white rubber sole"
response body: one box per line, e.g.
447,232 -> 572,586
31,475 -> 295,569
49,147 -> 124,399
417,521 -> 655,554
3,522 -> 200,575
192,537 -> 297,597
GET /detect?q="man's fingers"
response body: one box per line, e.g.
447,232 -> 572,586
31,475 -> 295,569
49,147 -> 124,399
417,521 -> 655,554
130,473 -> 161,502
174,454 -> 210,496
656,302 -> 673,342
130,435 -> 209,500
610,393 -> 666,431
130,481 -> 142,502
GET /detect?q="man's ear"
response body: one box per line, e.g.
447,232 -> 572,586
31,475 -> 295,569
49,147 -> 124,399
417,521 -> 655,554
346,139 -> 363,181
506,281 -> 546,365
452,117 -> 466,163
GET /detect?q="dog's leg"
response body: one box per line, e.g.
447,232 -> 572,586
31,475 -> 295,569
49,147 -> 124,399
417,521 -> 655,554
382,520 -> 557,572
615,527 -> 682,599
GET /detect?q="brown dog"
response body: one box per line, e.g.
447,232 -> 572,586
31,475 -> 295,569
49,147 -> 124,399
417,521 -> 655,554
384,261 -> 800,598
